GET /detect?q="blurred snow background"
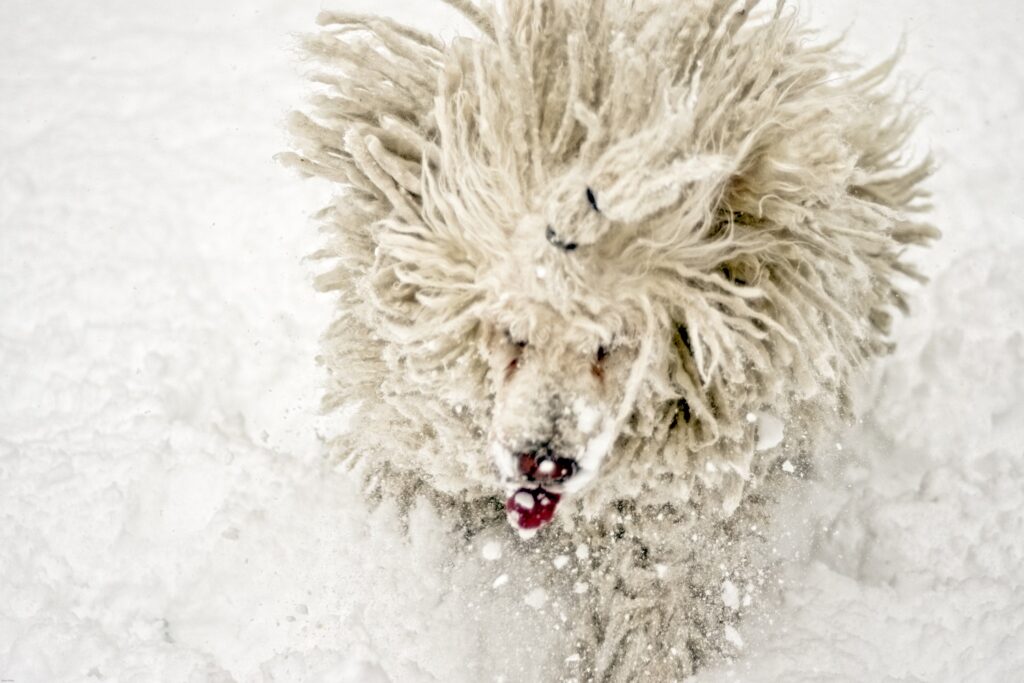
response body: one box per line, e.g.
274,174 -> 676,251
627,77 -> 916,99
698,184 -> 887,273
1,1 -> 1022,681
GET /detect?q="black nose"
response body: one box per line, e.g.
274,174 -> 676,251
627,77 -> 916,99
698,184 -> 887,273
517,449 -> 578,484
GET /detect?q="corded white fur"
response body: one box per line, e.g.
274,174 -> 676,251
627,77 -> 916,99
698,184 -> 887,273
283,1 -> 936,678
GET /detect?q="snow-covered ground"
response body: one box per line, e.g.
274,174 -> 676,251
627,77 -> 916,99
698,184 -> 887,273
1,1 -> 1022,681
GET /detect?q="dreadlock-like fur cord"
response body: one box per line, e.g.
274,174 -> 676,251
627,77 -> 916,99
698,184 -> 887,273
284,1 -> 936,679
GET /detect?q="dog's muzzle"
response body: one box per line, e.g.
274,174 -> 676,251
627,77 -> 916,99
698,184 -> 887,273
504,444 -> 579,533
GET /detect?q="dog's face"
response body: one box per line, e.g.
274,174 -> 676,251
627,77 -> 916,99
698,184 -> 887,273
481,308 -> 642,531
465,172 -> 671,532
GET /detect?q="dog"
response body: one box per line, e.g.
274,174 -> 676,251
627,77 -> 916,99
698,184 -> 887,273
283,0 -> 937,678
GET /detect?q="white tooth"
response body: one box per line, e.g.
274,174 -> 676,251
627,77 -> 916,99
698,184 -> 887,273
537,460 -> 555,474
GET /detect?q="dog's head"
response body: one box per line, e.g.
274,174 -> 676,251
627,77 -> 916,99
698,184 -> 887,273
471,172 -> 684,531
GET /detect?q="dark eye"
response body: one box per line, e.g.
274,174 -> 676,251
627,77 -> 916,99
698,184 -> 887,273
585,187 -> 599,213
505,329 -> 527,349
596,345 -> 609,362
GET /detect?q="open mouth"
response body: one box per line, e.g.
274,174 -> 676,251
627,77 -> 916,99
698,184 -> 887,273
505,486 -> 561,531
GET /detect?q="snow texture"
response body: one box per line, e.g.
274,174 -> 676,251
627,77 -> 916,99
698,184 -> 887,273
0,1 -> 1022,682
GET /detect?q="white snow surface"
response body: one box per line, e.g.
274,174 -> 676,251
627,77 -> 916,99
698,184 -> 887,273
1,1 -> 1022,681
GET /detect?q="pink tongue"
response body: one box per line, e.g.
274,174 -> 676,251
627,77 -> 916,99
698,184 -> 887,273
505,487 -> 561,530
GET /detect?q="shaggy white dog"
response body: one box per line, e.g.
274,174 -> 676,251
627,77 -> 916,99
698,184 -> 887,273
283,0 -> 936,679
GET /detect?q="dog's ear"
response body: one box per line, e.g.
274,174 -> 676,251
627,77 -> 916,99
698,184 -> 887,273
542,152 -> 734,251
595,153 -> 734,224
584,109 -> 736,227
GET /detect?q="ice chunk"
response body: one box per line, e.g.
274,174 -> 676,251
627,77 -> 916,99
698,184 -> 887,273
482,541 -> 502,561
754,412 -> 784,451
722,579 -> 740,610
513,491 -> 535,510
724,625 -> 744,649
524,587 -> 547,609
573,398 -> 601,434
